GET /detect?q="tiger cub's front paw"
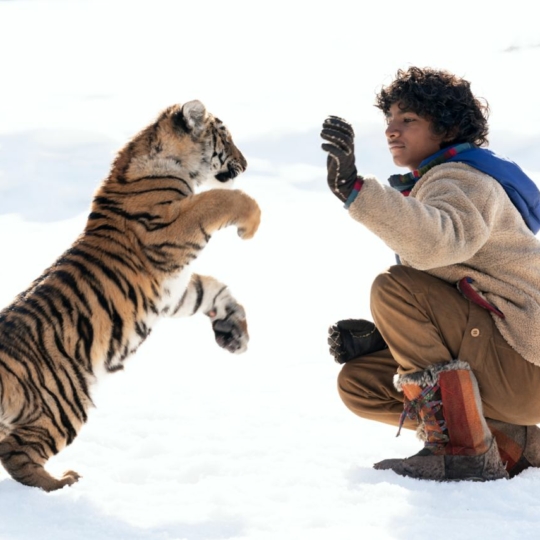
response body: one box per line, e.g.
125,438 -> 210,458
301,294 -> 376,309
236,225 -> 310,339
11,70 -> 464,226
237,195 -> 261,240
210,302 -> 249,354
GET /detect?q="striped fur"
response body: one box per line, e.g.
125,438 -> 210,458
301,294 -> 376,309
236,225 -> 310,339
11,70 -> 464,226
0,100 -> 260,491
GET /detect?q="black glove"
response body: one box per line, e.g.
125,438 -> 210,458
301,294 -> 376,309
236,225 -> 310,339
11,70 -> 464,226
328,319 -> 387,364
321,116 -> 358,202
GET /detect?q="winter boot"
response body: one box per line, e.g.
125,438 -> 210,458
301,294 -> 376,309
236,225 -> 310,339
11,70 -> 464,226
373,360 -> 509,481
487,419 -> 540,478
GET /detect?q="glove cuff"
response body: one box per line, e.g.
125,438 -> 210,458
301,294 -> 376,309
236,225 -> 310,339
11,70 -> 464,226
343,176 -> 364,209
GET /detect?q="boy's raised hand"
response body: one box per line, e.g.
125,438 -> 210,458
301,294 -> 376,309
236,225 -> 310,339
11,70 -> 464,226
321,116 -> 358,202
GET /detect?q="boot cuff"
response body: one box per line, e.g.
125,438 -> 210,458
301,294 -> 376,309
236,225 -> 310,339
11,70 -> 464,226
394,359 -> 471,391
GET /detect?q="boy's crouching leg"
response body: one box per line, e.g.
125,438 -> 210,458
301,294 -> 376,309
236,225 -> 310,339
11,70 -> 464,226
337,349 -> 415,430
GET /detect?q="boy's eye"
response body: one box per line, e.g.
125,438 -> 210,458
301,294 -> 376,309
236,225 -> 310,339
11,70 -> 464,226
403,117 -> 416,123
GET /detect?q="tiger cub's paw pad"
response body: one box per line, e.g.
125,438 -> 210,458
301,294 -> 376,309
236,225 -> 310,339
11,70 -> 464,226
211,303 -> 248,354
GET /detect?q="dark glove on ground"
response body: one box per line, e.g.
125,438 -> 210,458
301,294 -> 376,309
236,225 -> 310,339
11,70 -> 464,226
321,116 -> 358,202
328,319 -> 388,364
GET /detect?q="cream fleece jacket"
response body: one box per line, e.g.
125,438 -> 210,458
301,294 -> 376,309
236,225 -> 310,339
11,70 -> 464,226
348,162 -> 540,366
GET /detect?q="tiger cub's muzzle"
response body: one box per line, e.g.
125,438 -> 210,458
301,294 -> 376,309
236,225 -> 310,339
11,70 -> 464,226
215,158 -> 247,183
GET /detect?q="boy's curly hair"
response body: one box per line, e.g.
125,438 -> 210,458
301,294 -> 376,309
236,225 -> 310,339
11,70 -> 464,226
375,67 -> 490,147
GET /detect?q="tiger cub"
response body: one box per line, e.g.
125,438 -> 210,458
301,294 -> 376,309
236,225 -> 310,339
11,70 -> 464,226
0,100 -> 261,491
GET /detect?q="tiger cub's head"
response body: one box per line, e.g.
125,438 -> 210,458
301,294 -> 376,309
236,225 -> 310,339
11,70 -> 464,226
111,100 -> 247,189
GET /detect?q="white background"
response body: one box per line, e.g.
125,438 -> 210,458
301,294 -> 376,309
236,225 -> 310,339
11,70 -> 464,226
1,1 -> 540,539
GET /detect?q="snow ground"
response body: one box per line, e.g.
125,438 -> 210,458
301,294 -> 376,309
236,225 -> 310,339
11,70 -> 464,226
1,1 -> 540,539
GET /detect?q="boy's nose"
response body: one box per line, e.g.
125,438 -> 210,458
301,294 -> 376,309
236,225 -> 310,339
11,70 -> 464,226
385,122 -> 399,138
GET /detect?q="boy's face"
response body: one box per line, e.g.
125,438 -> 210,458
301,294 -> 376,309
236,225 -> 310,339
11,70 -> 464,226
385,102 -> 446,170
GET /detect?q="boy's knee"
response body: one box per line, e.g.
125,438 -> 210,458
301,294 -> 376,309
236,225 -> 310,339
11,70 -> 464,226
337,363 -> 364,411
337,361 -> 384,403
370,265 -> 430,310
337,362 -> 356,396
337,358 -> 403,423
370,265 -> 407,307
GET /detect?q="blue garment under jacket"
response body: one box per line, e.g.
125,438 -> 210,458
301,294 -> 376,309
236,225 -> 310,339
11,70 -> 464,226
418,146 -> 540,234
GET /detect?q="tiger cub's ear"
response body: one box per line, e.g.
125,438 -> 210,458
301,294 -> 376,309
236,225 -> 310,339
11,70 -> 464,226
173,100 -> 208,136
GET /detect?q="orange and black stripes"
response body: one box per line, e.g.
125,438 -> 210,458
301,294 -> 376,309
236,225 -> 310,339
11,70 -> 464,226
0,99 -> 255,491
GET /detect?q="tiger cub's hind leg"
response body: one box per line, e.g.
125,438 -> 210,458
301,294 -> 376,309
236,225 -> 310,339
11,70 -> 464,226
207,283 -> 249,354
0,429 -> 81,492
171,274 -> 250,354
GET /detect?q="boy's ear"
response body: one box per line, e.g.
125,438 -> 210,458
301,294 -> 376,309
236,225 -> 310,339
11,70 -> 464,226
443,126 -> 459,143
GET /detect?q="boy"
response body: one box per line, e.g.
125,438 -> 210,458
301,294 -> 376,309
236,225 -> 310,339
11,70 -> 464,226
321,66 -> 540,481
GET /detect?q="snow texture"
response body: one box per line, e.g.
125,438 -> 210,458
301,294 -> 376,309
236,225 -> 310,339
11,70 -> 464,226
1,1 -> 540,539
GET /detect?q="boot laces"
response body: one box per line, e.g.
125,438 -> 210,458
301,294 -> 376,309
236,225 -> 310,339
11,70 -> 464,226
396,383 -> 447,445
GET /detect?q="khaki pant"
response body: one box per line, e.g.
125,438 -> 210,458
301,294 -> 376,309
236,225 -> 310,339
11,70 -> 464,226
338,265 -> 540,429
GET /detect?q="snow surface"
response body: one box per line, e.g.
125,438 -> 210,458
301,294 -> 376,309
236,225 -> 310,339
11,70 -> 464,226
1,1 -> 540,539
